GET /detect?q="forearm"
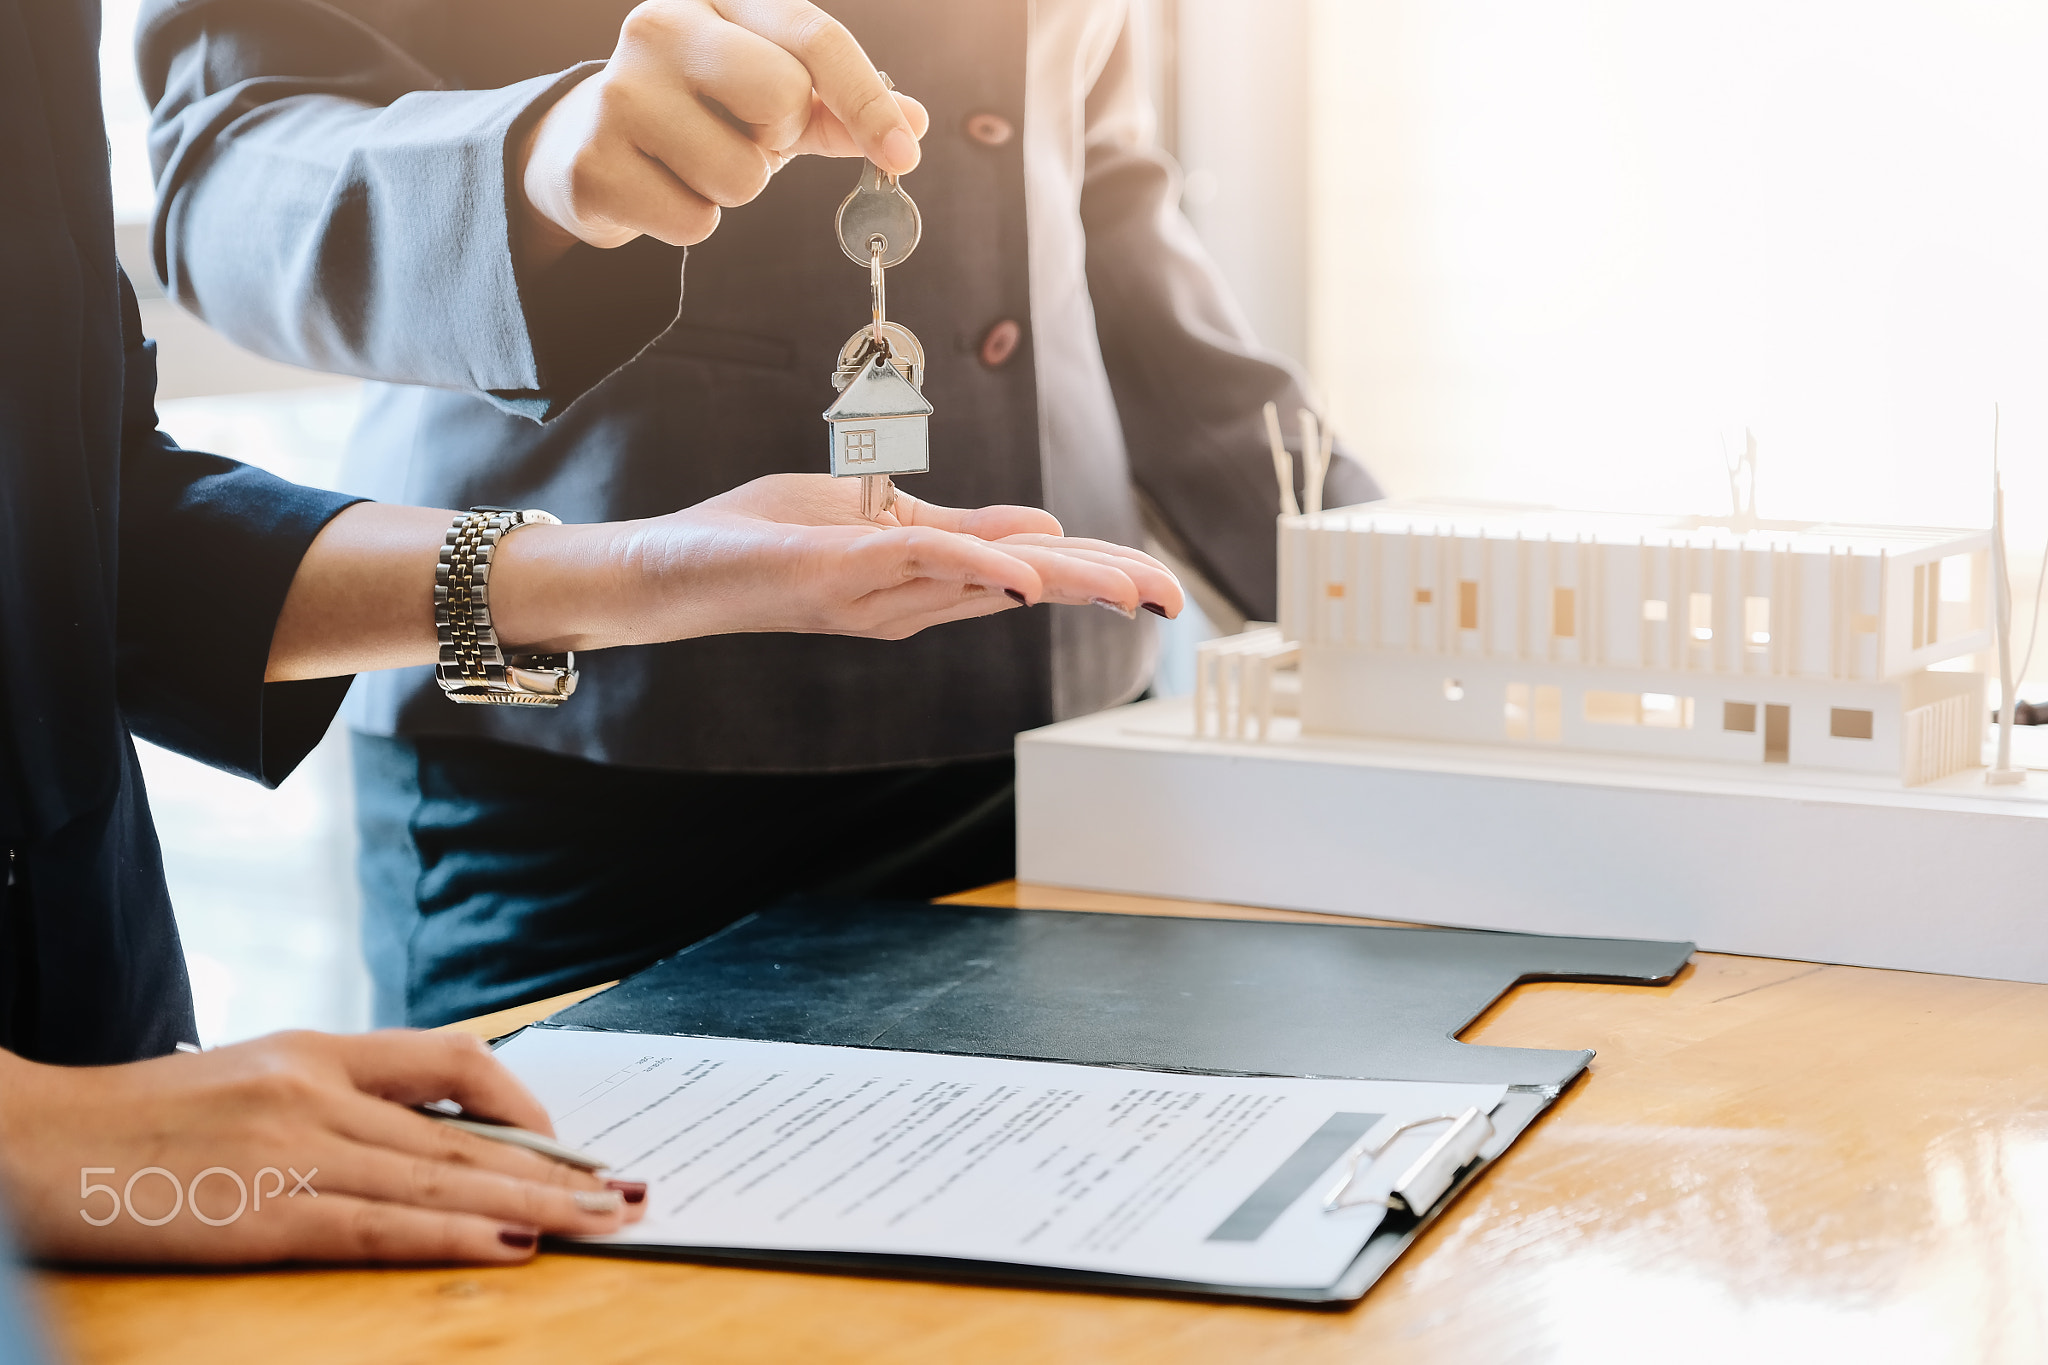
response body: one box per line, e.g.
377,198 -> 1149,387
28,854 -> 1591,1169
263,504 -> 641,682
151,81 -> 558,389
141,0 -> 680,418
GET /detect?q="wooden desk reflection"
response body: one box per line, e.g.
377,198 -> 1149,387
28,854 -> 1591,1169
39,883 -> 2048,1363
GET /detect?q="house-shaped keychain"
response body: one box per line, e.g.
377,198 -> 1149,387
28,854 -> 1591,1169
823,351 -> 933,478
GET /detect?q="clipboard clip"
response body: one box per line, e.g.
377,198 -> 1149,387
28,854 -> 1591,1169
1323,1106 -> 1496,1218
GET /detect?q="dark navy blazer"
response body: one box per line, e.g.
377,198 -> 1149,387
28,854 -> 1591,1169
0,0 -> 359,1064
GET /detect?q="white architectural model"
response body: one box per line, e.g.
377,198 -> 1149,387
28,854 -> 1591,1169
1022,429 -> 2047,984
1199,503 -> 1993,786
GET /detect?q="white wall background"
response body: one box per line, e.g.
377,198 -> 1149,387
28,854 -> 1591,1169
1172,0 -> 1313,368
1306,0 -> 2048,552
1162,0 -> 2048,691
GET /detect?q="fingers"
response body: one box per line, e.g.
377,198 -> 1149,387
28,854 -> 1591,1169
308,1130 -> 631,1238
997,533 -> 1175,578
782,90 -> 929,161
712,0 -> 923,171
521,73 -> 727,249
674,17 -> 817,150
237,1191 -> 547,1267
992,546 -> 1142,614
827,526 -> 1185,637
845,578 -> 1019,638
603,8 -> 795,210
837,526 -> 1046,606
997,539 -> 1185,617
892,492 -> 1063,540
324,1090 -> 595,1193
327,1030 -> 556,1136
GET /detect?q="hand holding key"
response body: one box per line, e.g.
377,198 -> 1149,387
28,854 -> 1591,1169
517,0 -> 928,267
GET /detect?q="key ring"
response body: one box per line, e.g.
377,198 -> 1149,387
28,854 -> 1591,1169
870,235 -> 888,350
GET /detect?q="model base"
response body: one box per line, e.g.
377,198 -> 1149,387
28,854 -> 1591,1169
1016,698 -> 2048,983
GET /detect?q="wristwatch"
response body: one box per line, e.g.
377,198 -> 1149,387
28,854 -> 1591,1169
433,507 -> 579,707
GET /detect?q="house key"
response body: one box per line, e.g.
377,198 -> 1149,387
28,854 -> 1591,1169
823,86 -> 930,521
834,74 -> 922,269
835,160 -> 922,268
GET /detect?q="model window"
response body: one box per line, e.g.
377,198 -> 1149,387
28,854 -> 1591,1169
1533,685 -> 1563,741
1744,596 -> 1771,650
1584,692 -> 1695,729
1458,580 -> 1479,630
1689,592 -> 1714,642
1830,707 -> 1875,740
1504,682 -> 1529,740
1937,552 -> 1978,638
1584,691 -> 1638,725
1764,704 -> 1791,762
842,428 -> 877,464
1939,554 -> 1973,605
1641,693 -> 1692,728
1642,598 -> 1668,622
1414,588 -> 1432,605
1724,701 -> 1757,733
1553,587 -> 1576,638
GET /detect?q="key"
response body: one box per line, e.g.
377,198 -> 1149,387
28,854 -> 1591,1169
836,161 -> 922,268
834,73 -> 922,268
823,128 -> 932,521
823,245 -> 928,519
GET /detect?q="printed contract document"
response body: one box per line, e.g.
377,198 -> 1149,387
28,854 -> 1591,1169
496,1029 -> 1506,1290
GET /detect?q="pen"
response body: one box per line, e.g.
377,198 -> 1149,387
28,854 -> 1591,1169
173,1043 -> 613,1173
414,1107 -> 610,1172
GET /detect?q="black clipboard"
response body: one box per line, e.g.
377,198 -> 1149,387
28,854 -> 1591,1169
525,897 -> 1691,1305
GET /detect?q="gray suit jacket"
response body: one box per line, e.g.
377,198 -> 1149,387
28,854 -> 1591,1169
139,0 -> 1375,773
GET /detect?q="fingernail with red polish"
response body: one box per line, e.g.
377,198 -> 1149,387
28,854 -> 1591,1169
1005,589 -> 1028,605
498,1227 -> 538,1250
606,1180 -> 648,1206
1142,602 -> 1168,617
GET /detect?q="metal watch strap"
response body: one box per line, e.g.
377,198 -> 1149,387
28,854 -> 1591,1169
434,507 -> 579,707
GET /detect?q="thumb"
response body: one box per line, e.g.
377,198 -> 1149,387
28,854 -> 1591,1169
894,494 -> 1063,541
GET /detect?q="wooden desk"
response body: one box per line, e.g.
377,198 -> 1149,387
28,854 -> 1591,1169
37,883 -> 2048,1362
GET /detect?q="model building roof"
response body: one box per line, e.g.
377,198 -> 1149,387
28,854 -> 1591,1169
1309,499 -> 1984,557
823,353 -> 933,421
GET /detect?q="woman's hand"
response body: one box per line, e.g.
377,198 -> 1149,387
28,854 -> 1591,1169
0,1031 -> 643,1265
491,474 -> 1186,652
266,475 -> 1184,682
